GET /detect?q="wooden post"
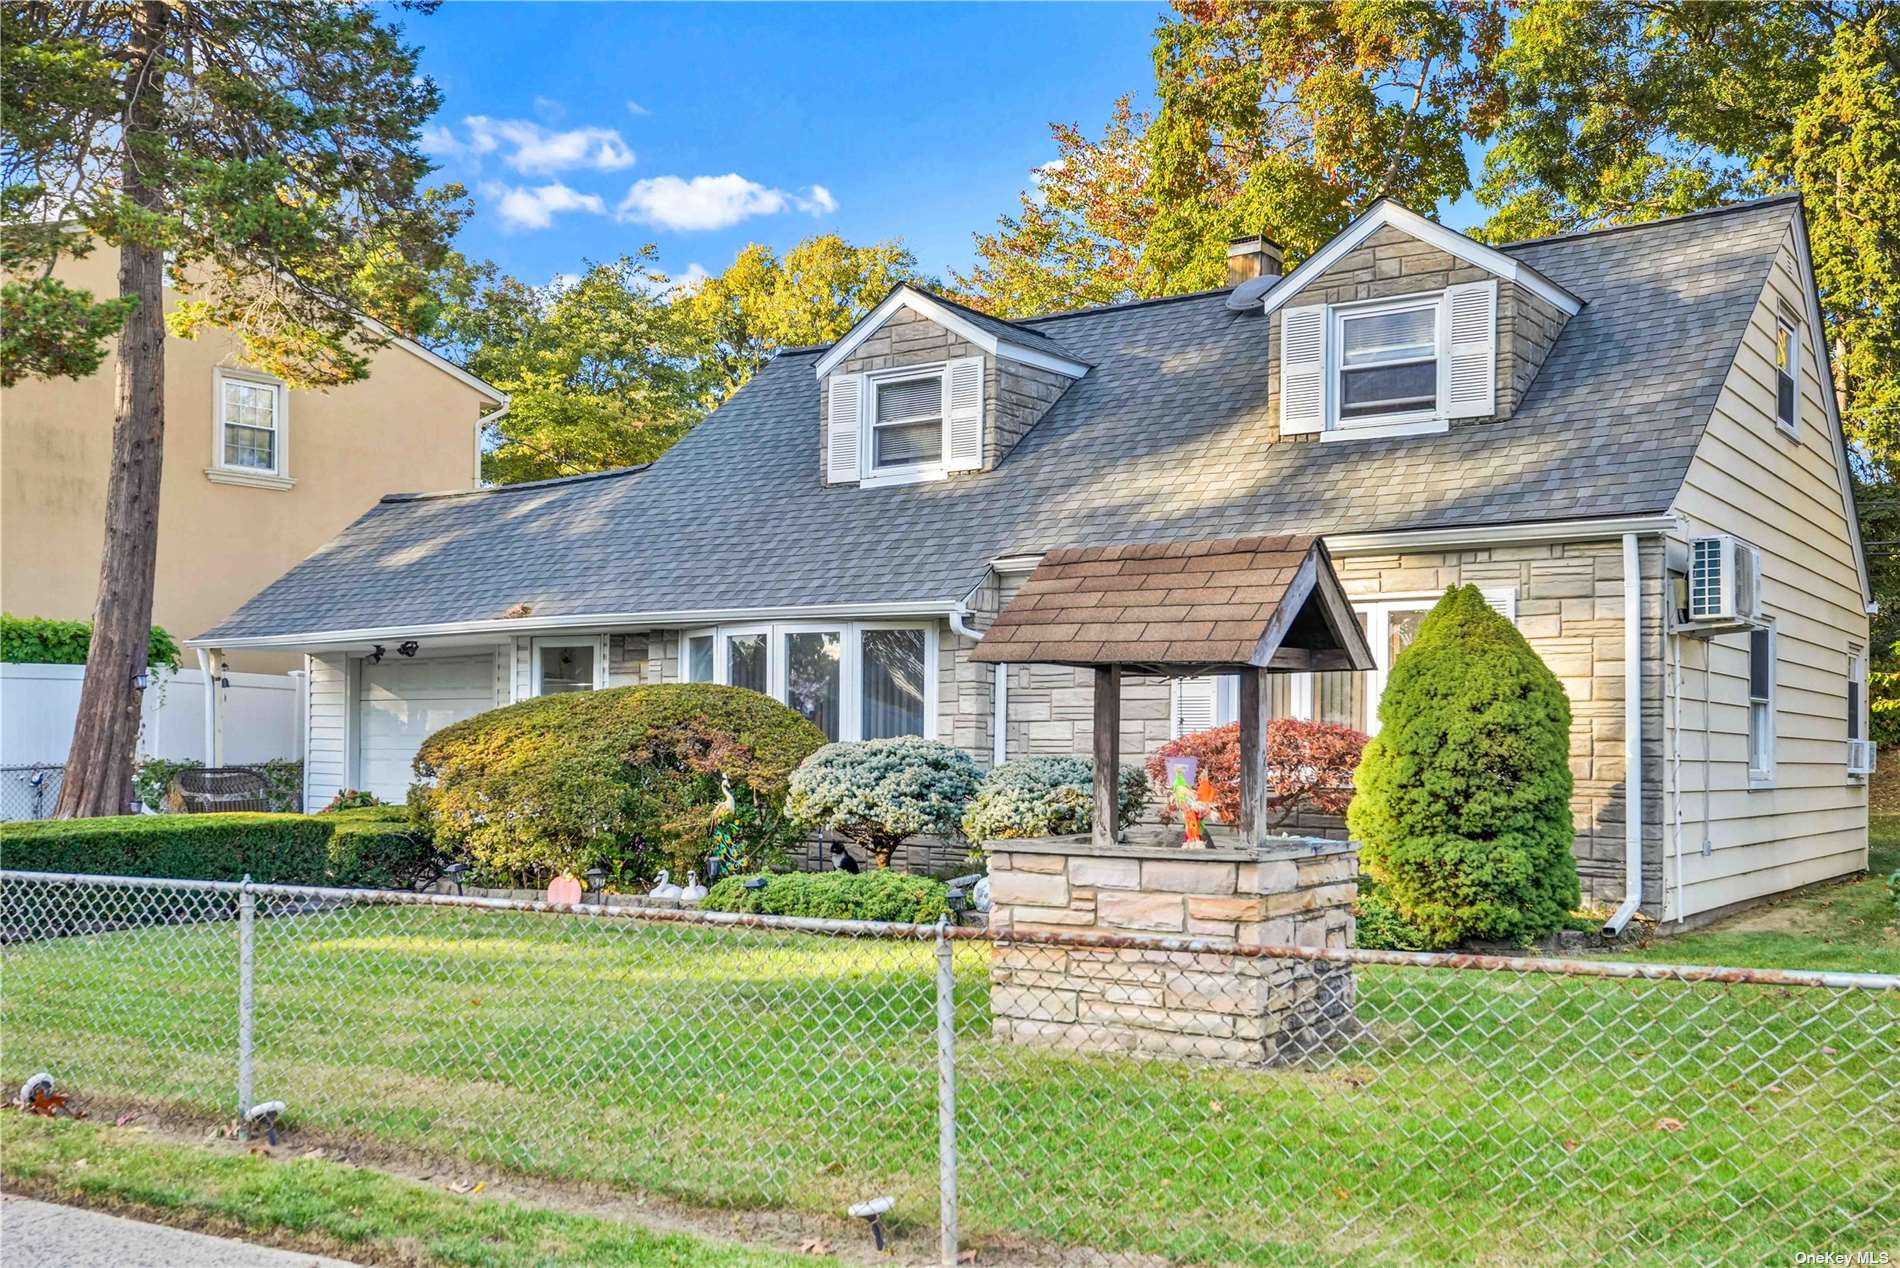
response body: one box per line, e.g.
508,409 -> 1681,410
1238,666 -> 1268,845
1092,665 -> 1122,847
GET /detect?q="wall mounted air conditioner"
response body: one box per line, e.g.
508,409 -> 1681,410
1685,536 -> 1762,626
1848,739 -> 1877,778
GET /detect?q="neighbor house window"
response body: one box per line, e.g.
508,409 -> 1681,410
685,633 -> 715,683
1749,624 -> 1776,783
534,639 -> 596,694
869,372 -> 943,472
1774,318 -> 1800,433
1336,300 -> 1439,425
1848,642 -> 1867,748
211,368 -> 288,481
703,621 -> 936,743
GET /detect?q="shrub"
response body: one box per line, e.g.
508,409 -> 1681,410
412,683 -> 826,885
321,788 -> 384,813
0,813 -> 330,883
786,738 -> 982,868
701,870 -> 948,923
1,613 -> 180,669
1347,585 -> 1580,949
1145,718 -> 1368,826
324,805 -> 437,889
1351,876 -> 1432,951
961,756 -> 1150,842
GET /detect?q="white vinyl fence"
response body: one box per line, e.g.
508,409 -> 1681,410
0,663 -> 302,768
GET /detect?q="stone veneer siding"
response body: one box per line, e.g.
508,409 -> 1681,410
1265,223 -> 1571,440
987,834 -> 1358,1065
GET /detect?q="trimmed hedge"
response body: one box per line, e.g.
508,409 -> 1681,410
700,870 -> 949,923
1,613 -> 180,669
0,813 -> 330,883
0,806 -> 435,889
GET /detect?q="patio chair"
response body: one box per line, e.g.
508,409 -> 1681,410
170,767 -> 274,814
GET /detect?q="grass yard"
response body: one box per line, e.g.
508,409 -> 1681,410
0,1115 -> 820,1268
1,863 -> 1894,1266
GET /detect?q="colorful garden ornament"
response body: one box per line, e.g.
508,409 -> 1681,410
1168,759 -> 1220,848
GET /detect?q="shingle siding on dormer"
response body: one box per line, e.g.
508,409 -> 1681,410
821,307 -> 980,481
1265,223 -> 1569,439
988,359 -> 1074,468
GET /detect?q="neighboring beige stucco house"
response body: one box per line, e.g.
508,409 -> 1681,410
0,247 -> 505,672
198,196 -> 1871,930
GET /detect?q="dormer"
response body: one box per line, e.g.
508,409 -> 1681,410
1259,201 -> 1583,442
813,286 -> 1089,486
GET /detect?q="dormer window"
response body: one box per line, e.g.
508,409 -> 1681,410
1337,300 -> 1439,423
871,370 -> 945,472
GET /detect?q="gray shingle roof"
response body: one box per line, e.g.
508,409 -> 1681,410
909,286 -> 1090,366
203,198 -> 1796,642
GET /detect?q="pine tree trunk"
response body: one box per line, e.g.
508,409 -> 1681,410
54,0 -> 169,819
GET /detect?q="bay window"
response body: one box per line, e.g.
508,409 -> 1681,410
690,621 -> 937,742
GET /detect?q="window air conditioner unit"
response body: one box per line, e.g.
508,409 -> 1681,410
1687,536 -> 1762,624
1848,739 -> 1877,777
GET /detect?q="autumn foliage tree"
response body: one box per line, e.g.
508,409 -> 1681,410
2,1 -> 467,816
1146,718 -> 1368,828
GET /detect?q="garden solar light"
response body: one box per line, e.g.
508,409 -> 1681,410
743,876 -> 769,891
244,1100 -> 287,1145
130,669 -> 150,691
847,1196 -> 895,1252
585,866 -> 608,902
441,862 -> 468,895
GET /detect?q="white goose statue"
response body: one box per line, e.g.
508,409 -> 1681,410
649,869 -> 682,900
678,870 -> 708,904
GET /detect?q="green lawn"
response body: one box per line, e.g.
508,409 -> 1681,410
1,858 -> 1894,1266
0,1115 -> 820,1268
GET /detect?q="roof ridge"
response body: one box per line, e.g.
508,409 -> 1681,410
1016,285 -> 1240,325
379,464 -> 649,505
1499,193 -> 1800,251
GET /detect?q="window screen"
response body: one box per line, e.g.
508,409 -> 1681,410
873,375 -> 943,468
1338,304 -> 1438,421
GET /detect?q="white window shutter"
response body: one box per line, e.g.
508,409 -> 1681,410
825,373 -> 863,484
1444,280 -> 1497,419
1172,676 -> 1219,738
1279,305 -> 1326,435
944,357 -> 984,471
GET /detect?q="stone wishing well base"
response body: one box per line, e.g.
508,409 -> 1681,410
986,830 -> 1358,1066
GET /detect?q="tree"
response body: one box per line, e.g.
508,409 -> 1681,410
1477,1 -> 1898,457
785,738 -> 982,869
2,1 -> 465,817
1347,586 -> 1579,949
435,252 -> 704,485
959,1 -> 1507,314
677,234 -> 919,406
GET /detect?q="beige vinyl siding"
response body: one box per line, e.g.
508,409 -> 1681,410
1666,223 -> 1868,921
303,652 -> 351,810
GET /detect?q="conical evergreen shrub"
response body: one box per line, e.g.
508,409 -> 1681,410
1347,585 -> 1580,948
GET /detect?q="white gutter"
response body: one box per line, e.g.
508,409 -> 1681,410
190,599 -> 964,652
1606,531 -> 1646,936
1327,514 -> 1677,557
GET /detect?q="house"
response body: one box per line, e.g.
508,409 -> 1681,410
0,245 -> 507,675
194,195 -> 1871,930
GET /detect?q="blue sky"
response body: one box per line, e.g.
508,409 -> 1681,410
403,2 -> 1486,291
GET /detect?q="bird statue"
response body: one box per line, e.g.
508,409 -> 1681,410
649,869 -> 682,900
706,775 -> 743,880
679,870 -> 708,903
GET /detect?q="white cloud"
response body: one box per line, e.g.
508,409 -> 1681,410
669,262 -> 710,293
531,95 -> 565,122
614,174 -> 837,232
486,181 -> 607,232
425,116 -> 635,175
625,99 -> 652,117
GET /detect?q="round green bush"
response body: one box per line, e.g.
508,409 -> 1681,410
961,756 -> 1150,842
411,683 -> 826,885
786,737 -> 982,867
700,869 -> 948,923
1346,585 -> 1580,949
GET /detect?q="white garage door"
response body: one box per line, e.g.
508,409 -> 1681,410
357,654 -> 497,803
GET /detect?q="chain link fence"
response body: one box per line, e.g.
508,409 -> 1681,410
0,766 -> 65,821
2,869 -> 1894,1265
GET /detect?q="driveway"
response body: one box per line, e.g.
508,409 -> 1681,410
0,1195 -> 358,1267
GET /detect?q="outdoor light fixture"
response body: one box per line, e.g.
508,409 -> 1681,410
584,867 -> 608,904
441,861 -> 468,896
743,876 -> 769,891
397,640 -> 419,658
847,1196 -> 895,1252
945,885 -> 968,914
243,1100 -> 287,1145
130,670 -> 150,691
367,644 -> 386,665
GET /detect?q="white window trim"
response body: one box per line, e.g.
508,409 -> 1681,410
705,619 -> 938,742
684,628 -> 717,683
860,363 -> 950,487
530,635 -> 604,696
1748,622 -> 1777,788
1773,316 -> 1801,437
1847,641 -> 1869,780
207,366 -> 293,490
1319,293 -> 1453,440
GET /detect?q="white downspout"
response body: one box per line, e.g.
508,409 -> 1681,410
194,646 -> 224,767
1606,533 -> 1645,936
948,605 -> 1008,768
475,402 -> 507,488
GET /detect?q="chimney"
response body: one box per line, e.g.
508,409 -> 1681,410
1226,236 -> 1285,286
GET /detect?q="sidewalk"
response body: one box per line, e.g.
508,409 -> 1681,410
0,1195 -> 358,1268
